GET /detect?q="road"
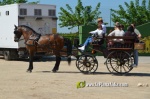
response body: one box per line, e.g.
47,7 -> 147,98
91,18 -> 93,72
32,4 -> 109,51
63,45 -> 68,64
0,56 -> 150,99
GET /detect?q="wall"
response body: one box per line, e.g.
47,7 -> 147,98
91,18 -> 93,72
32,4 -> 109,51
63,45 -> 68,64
19,4 -> 56,17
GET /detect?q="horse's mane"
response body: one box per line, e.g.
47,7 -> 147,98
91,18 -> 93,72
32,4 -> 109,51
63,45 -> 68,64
19,25 -> 40,35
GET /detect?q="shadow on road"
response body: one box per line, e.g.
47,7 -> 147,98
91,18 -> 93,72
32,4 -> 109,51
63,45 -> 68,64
35,71 -> 81,74
125,72 -> 150,77
8,56 -> 77,62
34,71 -> 150,77
94,72 -> 150,77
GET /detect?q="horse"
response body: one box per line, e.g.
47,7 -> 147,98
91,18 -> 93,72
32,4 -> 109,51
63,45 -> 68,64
13,25 -> 72,73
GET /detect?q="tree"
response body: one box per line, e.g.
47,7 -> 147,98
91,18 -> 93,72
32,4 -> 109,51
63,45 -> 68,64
16,0 -> 27,3
28,0 -> 40,4
111,0 -> 150,27
0,0 -> 27,5
58,0 -> 101,30
0,0 -> 39,5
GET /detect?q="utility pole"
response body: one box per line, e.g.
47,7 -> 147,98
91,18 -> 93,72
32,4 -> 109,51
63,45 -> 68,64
110,9 -> 112,27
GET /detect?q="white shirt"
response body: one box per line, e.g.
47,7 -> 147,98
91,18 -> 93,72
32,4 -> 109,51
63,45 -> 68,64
102,24 -> 106,33
108,29 -> 125,42
90,29 -> 104,37
134,28 -> 141,35
108,29 -> 124,36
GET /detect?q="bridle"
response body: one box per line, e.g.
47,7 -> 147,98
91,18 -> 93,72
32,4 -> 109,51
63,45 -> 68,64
14,26 -> 24,42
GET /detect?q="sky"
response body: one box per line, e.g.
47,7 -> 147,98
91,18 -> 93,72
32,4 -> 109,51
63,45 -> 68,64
28,0 -> 132,33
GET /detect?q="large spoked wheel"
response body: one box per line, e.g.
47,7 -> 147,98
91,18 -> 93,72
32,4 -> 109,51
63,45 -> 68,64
106,51 -> 133,74
76,54 -> 98,74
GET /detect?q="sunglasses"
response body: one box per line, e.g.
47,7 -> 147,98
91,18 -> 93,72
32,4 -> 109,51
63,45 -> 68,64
98,21 -> 102,23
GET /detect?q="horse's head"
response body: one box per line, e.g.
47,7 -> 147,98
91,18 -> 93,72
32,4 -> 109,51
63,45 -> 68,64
14,25 -> 23,42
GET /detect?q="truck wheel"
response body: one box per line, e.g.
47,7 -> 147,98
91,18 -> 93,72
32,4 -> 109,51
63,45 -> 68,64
4,51 -> 11,60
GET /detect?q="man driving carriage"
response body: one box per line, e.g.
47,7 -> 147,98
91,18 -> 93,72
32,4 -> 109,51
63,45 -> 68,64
97,18 -> 106,33
78,18 -> 106,51
78,24 -> 104,51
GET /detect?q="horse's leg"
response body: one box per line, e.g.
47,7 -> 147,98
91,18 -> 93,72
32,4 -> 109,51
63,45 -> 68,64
27,51 -> 34,73
64,38 -> 72,65
52,56 -> 61,72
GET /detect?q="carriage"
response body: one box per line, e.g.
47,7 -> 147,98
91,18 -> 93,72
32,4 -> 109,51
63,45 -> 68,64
75,36 -> 144,74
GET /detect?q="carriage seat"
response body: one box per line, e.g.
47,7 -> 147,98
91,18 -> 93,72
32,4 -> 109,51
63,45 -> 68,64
106,36 -> 135,50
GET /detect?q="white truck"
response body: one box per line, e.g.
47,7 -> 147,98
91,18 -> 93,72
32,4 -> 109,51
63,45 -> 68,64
0,3 -> 57,60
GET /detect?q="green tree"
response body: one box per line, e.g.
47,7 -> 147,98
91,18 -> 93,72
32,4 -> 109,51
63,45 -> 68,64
28,0 -> 40,4
16,0 -> 27,3
0,0 -> 39,5
0,0 -> 27,5
111,0 -> 150,27
58,0 -> 101,30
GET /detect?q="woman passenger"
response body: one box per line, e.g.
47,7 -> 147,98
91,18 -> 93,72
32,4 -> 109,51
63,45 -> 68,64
107,22 -> 125,47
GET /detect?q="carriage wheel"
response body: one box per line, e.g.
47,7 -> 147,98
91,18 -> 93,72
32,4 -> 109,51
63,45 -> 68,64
105,57 -> 115,73
76,54 -> 98,74
106,51 -> 133,74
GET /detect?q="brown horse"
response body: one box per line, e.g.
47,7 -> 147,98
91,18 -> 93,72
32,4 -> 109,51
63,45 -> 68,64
14,25 -> 72,73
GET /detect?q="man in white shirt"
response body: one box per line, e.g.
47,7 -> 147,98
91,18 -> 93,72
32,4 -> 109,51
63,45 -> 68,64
78,24 -> 104,51
97,18 -> 106,34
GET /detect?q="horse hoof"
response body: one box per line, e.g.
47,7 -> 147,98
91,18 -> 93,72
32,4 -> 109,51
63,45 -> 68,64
52,69 -> 58,73
26,69 -> 32,73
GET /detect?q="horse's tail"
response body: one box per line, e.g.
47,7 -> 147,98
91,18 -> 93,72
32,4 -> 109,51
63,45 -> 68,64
64,38 -> 72,65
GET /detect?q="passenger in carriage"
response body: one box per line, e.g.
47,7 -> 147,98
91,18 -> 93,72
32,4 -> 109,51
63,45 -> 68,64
78,24 -> 104,51
108,22 -> 125,40
124,25 -> 140,67
120,24 -> 125,33
124,25 -> 138,42
107,22 -> 125,47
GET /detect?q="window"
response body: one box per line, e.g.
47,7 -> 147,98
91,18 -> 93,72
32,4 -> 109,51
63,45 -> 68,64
6,11 -> 9,16
34,9 -> 42,16
20,8 -> 27,15
49,10 -> 56,16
